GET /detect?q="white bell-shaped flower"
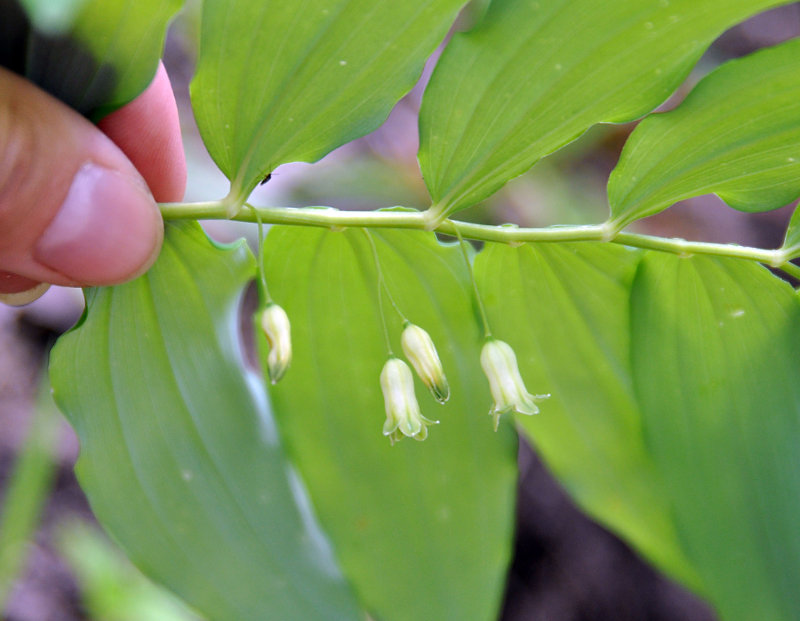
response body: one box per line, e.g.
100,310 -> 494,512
480,338 -> 549,430
260,303 -> 292,384
401,323 -> 449,403
380,357 -> 438,445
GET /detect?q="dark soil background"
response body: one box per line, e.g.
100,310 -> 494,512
2,4 -> 799,619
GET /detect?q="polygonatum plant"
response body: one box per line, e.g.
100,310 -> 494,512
6,1 -> 800,620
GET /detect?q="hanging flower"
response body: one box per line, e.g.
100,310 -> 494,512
380,357 -> 438,445
400,323 -> 449,403
260,303 -> 292,384
480,338 -> 549,430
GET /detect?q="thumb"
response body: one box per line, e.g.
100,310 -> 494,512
0,67 -> 163,297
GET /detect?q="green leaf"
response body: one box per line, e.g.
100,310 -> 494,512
459,0 -> 493,30
3,0 -> 180,118
780,203 -> 800,256
261,225 -> 518,621
418,0 -> 795,221
473,242 -> 700,589
631,253 -> 800,621
191,0 -> 466,205
50,222 -> 362,621
608,38 -> 800,229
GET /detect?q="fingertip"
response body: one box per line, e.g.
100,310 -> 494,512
98,62 -> 187,202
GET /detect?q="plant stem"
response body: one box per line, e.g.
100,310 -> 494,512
452,223 -> 492,338
362,230 -> 408,324
159,202 -> 790,268
777,260 -> 800,281
362,229 -> 397,355
249,205 -> 272,304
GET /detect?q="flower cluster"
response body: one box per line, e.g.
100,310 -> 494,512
379,323 -> 448,445
258,304 -> 548,443
378,322 -> 547,443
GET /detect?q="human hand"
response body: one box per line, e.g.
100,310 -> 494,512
0,62 -> 186,305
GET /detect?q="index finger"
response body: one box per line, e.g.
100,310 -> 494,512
98,62 -> 186,203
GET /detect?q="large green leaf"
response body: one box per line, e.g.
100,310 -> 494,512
50,222 -> 362,621
191,0 -> 466,206
608,38 -> 800,229
473,242 -> 700,589
261,225 -> 518,621
630,254 -> 800,621
2,0 -> 180,118
418,0 -> 795,221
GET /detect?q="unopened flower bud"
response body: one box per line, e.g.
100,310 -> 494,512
401,323 -> 449,403
260,303 -> 292,384
480,338 -> 549,431
380,357 -> 438,445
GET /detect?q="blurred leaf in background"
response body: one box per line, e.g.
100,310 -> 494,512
59,522 -> 201,621
0,380 -> 60,611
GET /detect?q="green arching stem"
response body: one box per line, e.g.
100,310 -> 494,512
452,223 -> 492,338
160,201 -> 796,270
249,205 -> 273,304
362,229 -> 399,355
